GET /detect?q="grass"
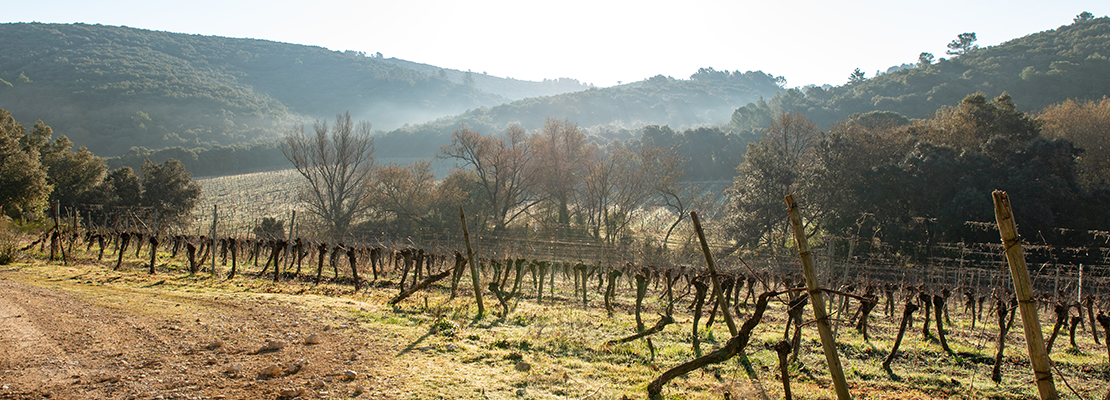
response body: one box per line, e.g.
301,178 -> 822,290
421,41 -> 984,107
3,234 -> 1109,400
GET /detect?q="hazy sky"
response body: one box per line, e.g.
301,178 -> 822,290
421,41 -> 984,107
5,0 -> 1106,88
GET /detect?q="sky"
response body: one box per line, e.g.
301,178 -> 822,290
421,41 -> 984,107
4,0 -> 1106,88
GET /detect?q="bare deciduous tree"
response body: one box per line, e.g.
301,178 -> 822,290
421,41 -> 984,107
369,159 -> 436,225
440,124 -> 539,232
282,112 -> 375,240
642,143 -> 703,251
582,142 -> 650,243
532,118 -> 588,224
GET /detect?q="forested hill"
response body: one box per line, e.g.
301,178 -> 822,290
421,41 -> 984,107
0,22 -> 781,169
379,58 -> 593,100
733,16 -> 1110,130
375,70 -> 786,157
10,18 -> 1110,177
0,22 -> 577,157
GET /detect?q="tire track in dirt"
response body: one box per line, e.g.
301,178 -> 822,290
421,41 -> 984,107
0,271 -> 409,400
0,280 -> 88,399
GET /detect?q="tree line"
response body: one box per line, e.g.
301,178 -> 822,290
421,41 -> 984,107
726,93 -> 1110,261
286,113 -> 733,248
287,89 -> 1110,265
0,109 -> 201,226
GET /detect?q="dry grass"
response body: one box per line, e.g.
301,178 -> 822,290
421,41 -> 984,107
4,238 -> 1109,400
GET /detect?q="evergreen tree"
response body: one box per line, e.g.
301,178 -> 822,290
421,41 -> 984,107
0,110 -> 50,219
140,159 -> 201,227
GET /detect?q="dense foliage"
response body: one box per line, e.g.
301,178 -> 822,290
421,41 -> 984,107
725,93 -> 1110,260
731,17 -> 1110,130
0,109 -> 201,226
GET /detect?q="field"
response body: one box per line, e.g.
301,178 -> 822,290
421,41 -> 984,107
1,228 -> 1108,400
193,169 -> 301,236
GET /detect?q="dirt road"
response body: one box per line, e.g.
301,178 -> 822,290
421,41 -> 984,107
0,268 -> 403,400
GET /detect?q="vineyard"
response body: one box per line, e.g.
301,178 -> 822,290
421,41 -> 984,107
6,184 -> 1109,400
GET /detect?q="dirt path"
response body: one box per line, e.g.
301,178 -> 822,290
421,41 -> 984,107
0,270 -> 403,400
0,280 -> 84,398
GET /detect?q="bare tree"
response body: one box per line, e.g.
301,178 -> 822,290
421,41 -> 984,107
642,144 -> 703,251
369,159 -> 436,224
532,118 -> 588,224
582,142 -> 650,244
282,112 -> 375,240
439,124 -> 540,232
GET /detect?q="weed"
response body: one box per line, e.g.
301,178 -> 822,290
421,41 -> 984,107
511,314 -> 532,326
430,316 -> 458,337
0,218 -> 22,265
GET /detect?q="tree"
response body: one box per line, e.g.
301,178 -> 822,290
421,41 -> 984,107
726,112 -> 824,249
9,119 -> 108,207
40,133 -> 107,205
848,68 -> 866,84
1075,11 -> 1094,23
808,116 -> 914,248
581,142 -> 650,243
81,167 -> 141,207
439,124 -> 539,232
368,159 -> 436,227
641,142 -> 698,251
0,110 -> 49,219
918,52 -> 935,67
946,32 -> 978,56
430,169 -> 486,228
108,167 -> 142,206
911,93 -> 1041,150
1039,97 -> 1110,187
283,112 -> 376,240
532,118 -> 588,224
140,158 -> 201,228
254,217 -> 285,240
730,98 -> 774,133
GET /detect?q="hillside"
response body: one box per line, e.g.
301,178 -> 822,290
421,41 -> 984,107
737,16 -> 1110,129
0,23 -> 519,156
8,18 -> 1110,177
376,69 -> 785,157
380,58 -> 592,100
0,23 -> 782,169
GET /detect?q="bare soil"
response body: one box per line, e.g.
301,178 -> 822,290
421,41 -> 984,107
0,265 -> 405,400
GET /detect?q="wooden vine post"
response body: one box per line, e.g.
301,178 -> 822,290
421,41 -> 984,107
210,204 -> 218,276
992,191 -> 1058,400
784,194 -> 851,400
690,211 -> 737,337
460,207 -> 485,317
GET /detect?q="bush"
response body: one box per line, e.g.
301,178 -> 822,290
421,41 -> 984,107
0,217 -> 20,264
253,217 -> 285,240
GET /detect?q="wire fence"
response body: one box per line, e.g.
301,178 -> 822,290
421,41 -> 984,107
53,199 -> 1110,303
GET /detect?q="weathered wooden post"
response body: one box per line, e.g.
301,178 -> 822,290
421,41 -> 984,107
690,211 -> 737,337
992,190 -> 1058,400
460,207 -> 485,317
50,200 -> 60,262
785,194 -> 851,400
210,205 -> 218,277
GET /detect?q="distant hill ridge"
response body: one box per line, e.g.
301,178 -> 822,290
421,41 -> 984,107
379,58 -> 593,100
734,16 -> 1110,129
0,22 -> 591,157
